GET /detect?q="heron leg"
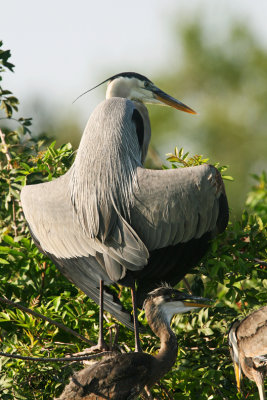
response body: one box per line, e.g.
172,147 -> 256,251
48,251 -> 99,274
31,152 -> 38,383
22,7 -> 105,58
256,375 -> 266,400
131,285 -> 142,353
97,279 -> 108,350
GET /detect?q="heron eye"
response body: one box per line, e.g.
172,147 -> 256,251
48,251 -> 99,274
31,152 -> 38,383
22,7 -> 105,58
144,81 -> 149,89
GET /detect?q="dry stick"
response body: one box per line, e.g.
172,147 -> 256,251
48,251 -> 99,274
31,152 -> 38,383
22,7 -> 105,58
155,382 -> 175,400
11,198 -> 18,237
182,277 -> 192,294
254,258 -> 267,268
0,128 -> 12,169
0,351 -> 113,363
0,128 -> 18,236
0,296 -> 95,346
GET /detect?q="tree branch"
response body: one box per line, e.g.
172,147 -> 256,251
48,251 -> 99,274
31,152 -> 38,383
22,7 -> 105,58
0,350 -> 113,363
0,296 -> 95,346
0,128 -> 12,169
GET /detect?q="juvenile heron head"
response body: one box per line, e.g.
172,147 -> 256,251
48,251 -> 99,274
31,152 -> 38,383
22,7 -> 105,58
144,286 -> 210,326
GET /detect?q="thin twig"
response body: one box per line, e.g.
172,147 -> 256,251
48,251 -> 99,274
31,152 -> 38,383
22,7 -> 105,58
0,128 -> 12,169
155,382 -> 175,400
0,128 -> 19,236
0,296 -> 95,346
39,261 -> 47,303
182,277 -> 192,294
0,351 -> 113,363
254,258 -> 267,268
12,198 -> 18,237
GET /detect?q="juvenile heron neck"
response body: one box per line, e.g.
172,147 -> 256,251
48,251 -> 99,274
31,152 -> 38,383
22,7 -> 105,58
145,302 -> 178,383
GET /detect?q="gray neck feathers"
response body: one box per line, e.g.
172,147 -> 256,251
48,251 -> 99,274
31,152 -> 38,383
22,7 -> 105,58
145,299 -> 178,382
70,98 -> 142,237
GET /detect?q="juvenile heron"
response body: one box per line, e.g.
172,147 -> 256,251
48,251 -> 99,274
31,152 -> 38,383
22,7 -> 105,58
56,286 -> 210,400
228,306 -> 267,399
21,72 -> 228,352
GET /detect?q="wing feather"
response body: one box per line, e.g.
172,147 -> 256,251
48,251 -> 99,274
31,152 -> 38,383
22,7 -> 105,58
131,164 -> 227,251
21,168 -> 149,283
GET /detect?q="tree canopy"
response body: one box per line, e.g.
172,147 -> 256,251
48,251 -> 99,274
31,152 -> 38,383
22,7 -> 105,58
149,20 -> 267,218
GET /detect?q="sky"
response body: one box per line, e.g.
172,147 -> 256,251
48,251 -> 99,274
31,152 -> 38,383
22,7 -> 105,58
2,0 -> 267,130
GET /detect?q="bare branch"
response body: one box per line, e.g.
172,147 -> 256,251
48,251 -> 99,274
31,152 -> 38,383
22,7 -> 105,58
0,350 -> 113,363
0,296 -> 95,346
254,258 -> 267,268
182,277 -> 192,294
0,128 -> 12,169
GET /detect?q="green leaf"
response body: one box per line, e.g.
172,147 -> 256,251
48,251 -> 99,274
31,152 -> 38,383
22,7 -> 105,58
53,296 -> 61,312
2,235 -> 20,247
0,257 -> 9,264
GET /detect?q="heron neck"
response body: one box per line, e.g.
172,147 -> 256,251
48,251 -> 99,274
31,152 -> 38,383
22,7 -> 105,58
155,324 -> 178,376
132,101 -> 151,164
146,306 -> 178,382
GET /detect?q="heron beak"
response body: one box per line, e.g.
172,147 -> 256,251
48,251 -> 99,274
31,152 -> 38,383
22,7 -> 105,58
183,301 -> 211,308
234,361 -> 242,392
152,87 -> 197,114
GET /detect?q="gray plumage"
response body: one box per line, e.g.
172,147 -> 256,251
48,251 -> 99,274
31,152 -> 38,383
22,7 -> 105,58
21,73 -> 228,332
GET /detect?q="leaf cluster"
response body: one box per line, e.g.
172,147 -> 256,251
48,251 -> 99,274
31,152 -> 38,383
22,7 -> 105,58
165,146 -> 234,181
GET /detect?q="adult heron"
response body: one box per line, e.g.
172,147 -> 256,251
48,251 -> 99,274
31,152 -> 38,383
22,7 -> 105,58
56,286 -> 210,400
21,72 -> 228,352
228,306 -> 267,399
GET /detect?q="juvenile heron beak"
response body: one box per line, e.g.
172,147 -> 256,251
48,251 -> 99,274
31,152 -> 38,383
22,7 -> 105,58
182,295 -> 212,308
183,301 -> 211,308
234,361 -> 242,392
151,86 -> 197,114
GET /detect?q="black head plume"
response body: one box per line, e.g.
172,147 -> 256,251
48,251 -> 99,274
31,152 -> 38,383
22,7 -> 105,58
73,72 -> 152,103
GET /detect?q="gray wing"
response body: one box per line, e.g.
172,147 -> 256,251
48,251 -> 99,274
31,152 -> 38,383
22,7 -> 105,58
131,163 -> 227,251
21,169 -> 148,330
237,306 -> 267,359
21,169 -> 148,282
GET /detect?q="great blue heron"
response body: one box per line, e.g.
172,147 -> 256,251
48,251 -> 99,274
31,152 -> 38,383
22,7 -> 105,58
228,306 -> 267,400
21,72 -> 228,352
56,286 -> 210,400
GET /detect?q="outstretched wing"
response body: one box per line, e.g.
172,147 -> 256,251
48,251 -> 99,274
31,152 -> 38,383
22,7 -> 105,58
131,164 -> 228,250
20,169 -> 147,330
130,164 -> 228,305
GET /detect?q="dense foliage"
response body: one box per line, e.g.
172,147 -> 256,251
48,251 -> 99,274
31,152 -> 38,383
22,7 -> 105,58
149,21 -> 267,217
0,42 -> 267,400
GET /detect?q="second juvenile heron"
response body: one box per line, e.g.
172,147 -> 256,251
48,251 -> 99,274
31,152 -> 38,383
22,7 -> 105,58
228,306 -> 267,400
21,73 -> 228,352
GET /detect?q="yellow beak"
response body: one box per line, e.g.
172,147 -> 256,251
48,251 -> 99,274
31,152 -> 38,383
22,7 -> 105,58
234,361 -> 242,392
183,301 -> 211,308
153,88 -> 197,114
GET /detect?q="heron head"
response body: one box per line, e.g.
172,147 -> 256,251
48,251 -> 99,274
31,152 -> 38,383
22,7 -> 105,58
74,72 -> 196,114
144,285 -> 211,326
106,72 -> 197,114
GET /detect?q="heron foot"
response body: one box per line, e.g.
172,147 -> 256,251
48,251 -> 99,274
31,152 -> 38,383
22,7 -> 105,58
73,343 -> 109,365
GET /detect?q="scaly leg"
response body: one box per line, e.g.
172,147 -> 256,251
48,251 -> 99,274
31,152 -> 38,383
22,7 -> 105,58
72,279 -> 108,360
131,285 -> 142,352
97,279 -> 108,350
